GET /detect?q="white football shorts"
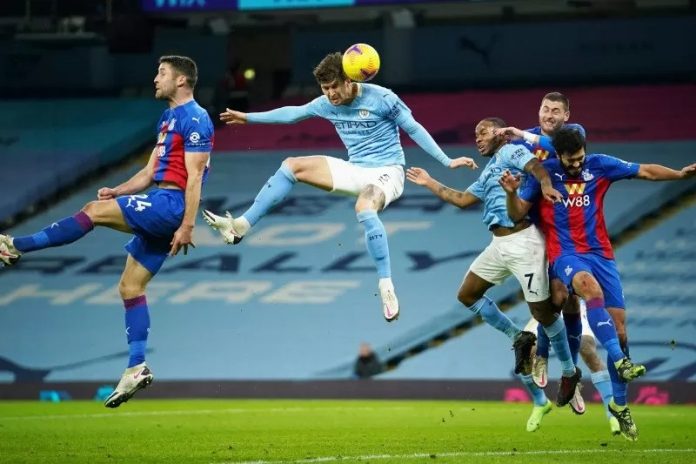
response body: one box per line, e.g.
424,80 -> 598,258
325,156 -> 405,208
469,224 -> 550,302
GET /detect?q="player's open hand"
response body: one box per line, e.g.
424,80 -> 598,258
449,157 -> 478,170
97,187 -> 117,201
541,185 -> 564,204
493,127 -> 524,141
681,162 -> 696,179
170,225 -> 195,256
498,170 -> 521,193
406,167 -> 433,186
219,108 -> 247,125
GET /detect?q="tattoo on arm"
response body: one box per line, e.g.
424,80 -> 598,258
437,185 -> 465,205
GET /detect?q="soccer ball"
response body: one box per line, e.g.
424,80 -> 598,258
342,43 -> 381,82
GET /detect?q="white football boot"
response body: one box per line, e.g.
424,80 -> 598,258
569,383 -> 586,415
379,279 -> 400,322
202,210 -> 244,244
0,234 -> 21,267
104,363 -> 154,408
532,355 -> 548,388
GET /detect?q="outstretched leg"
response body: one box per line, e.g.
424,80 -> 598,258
1,200 -> 129,266
203,156 -> 332,243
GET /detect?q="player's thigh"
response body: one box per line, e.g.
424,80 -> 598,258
286,155 -> 333,191
82,199 -> 132,233
467,242 -> 510,290
116,190 -> 184,239
503,227 -> 550,302
589,256 -> 626,309
119,253 -> 154,299
327,158 -> 404,208
552,255 -> 602,300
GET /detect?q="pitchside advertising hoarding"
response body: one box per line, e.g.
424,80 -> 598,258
142,0 -> 451,11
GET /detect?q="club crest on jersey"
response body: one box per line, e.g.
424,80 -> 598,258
358,109 -> 370,119
564,182 -> 586,195
581,169 -> 594,181
534,148 -> 549,161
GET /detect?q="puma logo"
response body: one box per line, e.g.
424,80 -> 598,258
597,318 -> 613,328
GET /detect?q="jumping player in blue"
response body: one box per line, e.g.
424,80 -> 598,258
0,55 -> 214,408
500,127 -> 696,440
407,117 -> 581,432
203,51 -> 477,322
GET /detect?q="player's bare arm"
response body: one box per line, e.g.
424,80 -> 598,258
219,108 -> 248,125
449,156 -> 479,170
170,151 -> 210,256
406,167 -> 480,209
499,169 -> 532,222
636,162 -> 696,181
494,126 -> 525,142
524,158 -> 563,203
97,148 -> 158,200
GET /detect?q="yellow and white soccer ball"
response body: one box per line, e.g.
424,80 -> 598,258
342,43 -> 381,82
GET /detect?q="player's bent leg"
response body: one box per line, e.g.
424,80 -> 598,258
105,256 -> 154,408
82,199 -> 132,232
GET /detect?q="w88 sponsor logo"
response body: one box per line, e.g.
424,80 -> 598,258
562,195 -> 590,208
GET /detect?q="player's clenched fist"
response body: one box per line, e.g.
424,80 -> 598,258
97,187 -> 118,201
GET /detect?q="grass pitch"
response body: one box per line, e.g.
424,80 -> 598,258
0,399 -> 694,463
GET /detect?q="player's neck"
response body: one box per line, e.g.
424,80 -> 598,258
168,91 -> 194,109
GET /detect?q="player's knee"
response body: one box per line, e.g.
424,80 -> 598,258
282,157 -> 302,175
81,201 -> 99,219
118,279 -> 145,300
457,289 -> 478,308
573,272 -> 603,299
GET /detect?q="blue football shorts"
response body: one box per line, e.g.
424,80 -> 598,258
551,253 -> 626,310
116,188 -> 185,275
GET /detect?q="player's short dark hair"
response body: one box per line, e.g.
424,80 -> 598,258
542,92 -> 570,111
480,117 -> 507,128
159,55 -> 198,89
552,127 -> 586,156
313,52 -> 347,84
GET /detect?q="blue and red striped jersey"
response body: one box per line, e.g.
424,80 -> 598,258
153,100 -> 214,190
519,153 -> 639,264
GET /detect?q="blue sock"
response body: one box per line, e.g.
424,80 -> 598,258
124,295 -> 150,368
13,211 -> 94,253
542,317 -> 576,377
535,323 -> 550,358
469,296 -> 521,341
585,298 -> 625,364
243,163 -> 296,227
519,374 -> 548,406
563,311 -> 582,365
357,209 -> 391,279
591,370 -> 614,418
607,354 -> 627,406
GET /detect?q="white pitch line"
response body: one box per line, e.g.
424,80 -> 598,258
217,448 -> 696,464
0,405 -> 414,421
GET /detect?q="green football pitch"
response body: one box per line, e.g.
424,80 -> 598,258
0,399 -> 694,463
